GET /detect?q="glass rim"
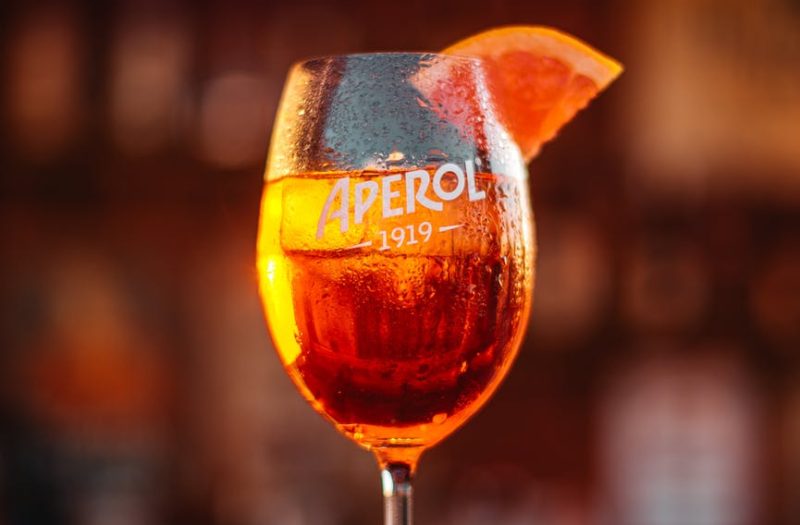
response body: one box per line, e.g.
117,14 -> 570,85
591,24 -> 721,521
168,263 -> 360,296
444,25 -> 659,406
292,51 -> 484,69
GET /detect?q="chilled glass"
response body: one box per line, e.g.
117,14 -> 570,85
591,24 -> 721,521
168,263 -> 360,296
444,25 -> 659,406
256,53 -> 535,524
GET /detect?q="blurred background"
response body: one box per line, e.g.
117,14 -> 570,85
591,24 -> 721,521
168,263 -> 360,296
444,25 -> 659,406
1,0 -> 799,524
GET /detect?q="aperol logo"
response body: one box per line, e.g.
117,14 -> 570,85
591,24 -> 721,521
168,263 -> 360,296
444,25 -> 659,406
316,159 -> 486,246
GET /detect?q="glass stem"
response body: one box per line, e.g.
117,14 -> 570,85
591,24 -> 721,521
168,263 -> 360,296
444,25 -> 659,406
381,462 -> 413,525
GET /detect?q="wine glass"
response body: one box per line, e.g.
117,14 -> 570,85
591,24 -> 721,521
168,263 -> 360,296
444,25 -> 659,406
256,52 -> 534,524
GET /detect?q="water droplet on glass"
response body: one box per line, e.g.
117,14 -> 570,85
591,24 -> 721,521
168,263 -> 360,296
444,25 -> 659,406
426,148 -> 449,163
387,149 -> 405,163
432,413 -> 447,424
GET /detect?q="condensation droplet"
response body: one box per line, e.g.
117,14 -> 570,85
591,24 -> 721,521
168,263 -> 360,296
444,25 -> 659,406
426,148 -> 448,161
387,149 -> 405,162
432,413 -> 447,424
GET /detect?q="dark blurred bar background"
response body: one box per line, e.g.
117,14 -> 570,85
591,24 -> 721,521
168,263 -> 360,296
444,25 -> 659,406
1,0 -> 799,524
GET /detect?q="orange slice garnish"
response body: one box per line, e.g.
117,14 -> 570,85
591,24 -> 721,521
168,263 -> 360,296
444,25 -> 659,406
443,26 -> 623,161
